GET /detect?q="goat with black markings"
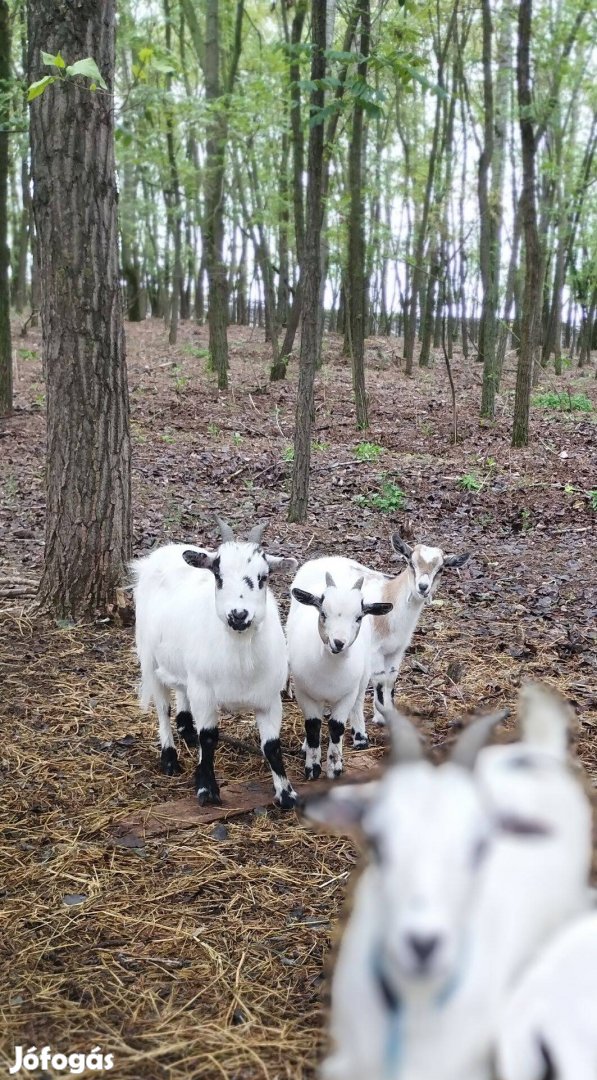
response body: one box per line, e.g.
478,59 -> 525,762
316,533 -> 470,744
287,559 -> 392,780
131,518 -> 299,808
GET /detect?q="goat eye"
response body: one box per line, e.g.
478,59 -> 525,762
257,573 -> 268,590
356,615 -> 363,623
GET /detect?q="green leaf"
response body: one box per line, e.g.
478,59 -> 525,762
66,57 -> 108,91
27,75 -> 57,101
325,49 -> 363,64
399,62 -> 450,99
41,51 -> 65,68
151,59 -> 176,74
138,46 -> 154,64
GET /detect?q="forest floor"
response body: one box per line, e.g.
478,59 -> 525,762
1,321 -> 596,1078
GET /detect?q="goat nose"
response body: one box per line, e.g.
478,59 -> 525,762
333,639 -> 345,652
408,933 -> 440,966
228,608 -> 249,630
418,582 -> 429,595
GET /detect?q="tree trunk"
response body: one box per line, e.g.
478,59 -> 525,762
199,0 -> 244,389
288,0 -> 326,523
346,0 -> 370,429
164,0 -> 182,346
0,0 -> 12,418
479,0 -> 508,418
28,0 -> 132,616
512,0 -> 541,448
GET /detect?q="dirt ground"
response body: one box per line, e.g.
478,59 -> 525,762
1,321 -> 596,1078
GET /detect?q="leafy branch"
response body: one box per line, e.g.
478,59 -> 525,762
27,53 -> 108,102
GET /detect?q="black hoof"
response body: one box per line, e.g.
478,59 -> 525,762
305,763 -> 322,781
353,733 -> 369,750
197,786 -> 222,807
176,710 -> 198,748
276,788 -> 299,810
160,747 -> 182,776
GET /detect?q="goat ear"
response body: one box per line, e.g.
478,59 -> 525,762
215,516 -> 235,543
450,709 -> 509,770
303,780 -> 381,838
379,701 -> 426,763
362,601 -> 393,617
265,555 -> 298,574
247,522 -> 267,545
496,813 -> 553,838
291,587 -> 322,610
518,682 -> 571,761
391,533 -> 413,561
183,549 -> 215,570
444,552 -> 470,569
325,571 -> 336,589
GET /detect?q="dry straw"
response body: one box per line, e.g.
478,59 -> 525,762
0,604 -> 594,1078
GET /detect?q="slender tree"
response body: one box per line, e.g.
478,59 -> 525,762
288,0 -> 327,523
28,0 -> 132,615
0,0 -> 11,417
512,0 -> 540,448
345,0 -> 370,430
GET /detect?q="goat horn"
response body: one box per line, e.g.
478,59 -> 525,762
450,709 -> 509,770
380,701 -> 426,763
215,516 -> 235,543
352,576 -> 364,590
247,522 -> 267,545
325,572 -> 336,588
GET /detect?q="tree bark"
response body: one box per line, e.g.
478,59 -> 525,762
0,0 -> 11,418
346,0 -> 370,429
512,0 -> 540,448
479,0 -> 508,418
28,0 -> 132,616
288,0 -> 326,523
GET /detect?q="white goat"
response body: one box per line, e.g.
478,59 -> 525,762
497,911 -> 597,1080
305,684 -> 592,1080
287,559 -> 392,780
316,533 -> 469,743
131,518 -> 299,808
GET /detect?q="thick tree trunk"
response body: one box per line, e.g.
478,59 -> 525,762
346,0 -> 370,429
0,0 -> 11,418
288,0 -> 326,522
28,0 -> 132,616
512,0 -> 541,448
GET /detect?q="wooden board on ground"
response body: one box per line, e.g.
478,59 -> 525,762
112,748 -> 384,844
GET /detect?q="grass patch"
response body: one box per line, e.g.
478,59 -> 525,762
357,478 -> 406,513
457,473 -> 483,493
354,441 -> 382,461
532,390 -> 592,412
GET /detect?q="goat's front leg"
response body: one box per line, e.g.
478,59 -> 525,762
255,699 -> 298,810
327,698 -> 354,780
372,666 -> 398,725
174,688 -> 198,748
187,681 -> 221,805
294,688 -> 324,781
349,673 -> 369,750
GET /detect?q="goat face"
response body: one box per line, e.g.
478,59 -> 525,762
305,763 -> 552,997
292,574 -> 392,655
392,534 -> 470,599
183,543 -> 296,633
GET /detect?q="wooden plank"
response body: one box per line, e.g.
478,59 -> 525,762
111,748 -> 385,843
